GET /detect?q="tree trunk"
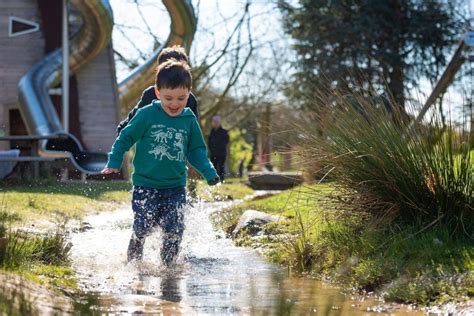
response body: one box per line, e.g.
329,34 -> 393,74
389,57 -> 405,109
258,103 -> 272,171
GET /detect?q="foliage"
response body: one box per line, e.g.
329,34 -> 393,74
1,229 -> 71,270
279,0 -> 465,108
218,184 -> 474,304
0,181 -> 131,220
296,91 -> 473,236
228,129 -> 253,177
195,179 -> 254,203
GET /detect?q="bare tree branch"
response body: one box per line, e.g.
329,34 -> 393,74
115,26 -> 149,60
114,49 -> 140,70
201,2 -> 255,119
133,0 -> 162,47
194,3 -> 251,83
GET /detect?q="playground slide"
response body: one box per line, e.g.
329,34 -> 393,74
17,0 -> 196,175
17,0 -> 114,174
118,0 -> 197,109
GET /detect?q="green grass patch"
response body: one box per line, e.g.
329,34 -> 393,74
1,228 -> 71,270
0,181 -> 131,221
0,200 -> 78,295
218,183 -> 474,305
195,178 -> 254,202
0,180 -> 133,311
212,183 -> 334,236
26,265 -> 77,290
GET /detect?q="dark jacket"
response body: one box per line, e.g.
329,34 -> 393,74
117,85 -> 199,135
208,127 -> 229,157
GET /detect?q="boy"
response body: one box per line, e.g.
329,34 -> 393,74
117,45 -> 199,136
102,60 -> 219,265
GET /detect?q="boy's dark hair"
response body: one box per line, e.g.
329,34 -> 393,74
155,59 -> 192,90
157,45 -> 189,65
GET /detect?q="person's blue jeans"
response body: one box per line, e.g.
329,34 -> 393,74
128,185 -> 186,265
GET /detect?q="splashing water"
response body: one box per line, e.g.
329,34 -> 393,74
69,194 -> 426,315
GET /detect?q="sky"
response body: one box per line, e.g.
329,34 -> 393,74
110,0 -> 287,79
110,0 -> 292,105
109,0 -> 472,125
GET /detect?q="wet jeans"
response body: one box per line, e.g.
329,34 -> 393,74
128,185 -> 186,265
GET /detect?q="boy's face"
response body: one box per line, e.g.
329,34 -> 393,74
155,86 -> 190,117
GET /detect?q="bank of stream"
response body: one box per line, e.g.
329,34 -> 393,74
68,193 -> 426,315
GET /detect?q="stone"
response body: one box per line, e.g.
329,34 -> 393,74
232,210 -> 285,238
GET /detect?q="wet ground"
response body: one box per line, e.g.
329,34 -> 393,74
69,196 -> 427,315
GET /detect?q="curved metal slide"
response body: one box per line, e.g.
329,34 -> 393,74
17,0 -> 196,174
18,0 -> 114,174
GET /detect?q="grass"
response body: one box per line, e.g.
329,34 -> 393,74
26,265 -> 77,290
0,178 -> 254,298
213,183 -> 333,235
216,183 -> 474,305
0,222 -> 77,311
1,178 -> 253,222
194,178 -> 254,202
1,230 -> 70,270
295,91 -> 472,237
0,179 -> 133,311
0,180 -> 131,221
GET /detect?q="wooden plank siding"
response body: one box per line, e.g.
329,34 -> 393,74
0,0 -> 120,154
0,0 -> 45,150
76,44 -> 120,153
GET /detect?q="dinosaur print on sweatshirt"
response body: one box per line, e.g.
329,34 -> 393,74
148,125 -> 187,162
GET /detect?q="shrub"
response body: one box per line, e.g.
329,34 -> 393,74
296,91 -> 473,236
300,89 -> 474,236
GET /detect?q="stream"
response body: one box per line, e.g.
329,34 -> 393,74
69,195 -> 426,315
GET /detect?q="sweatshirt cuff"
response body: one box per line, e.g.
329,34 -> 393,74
202,167 -> 218,182
106,157 -> 123,169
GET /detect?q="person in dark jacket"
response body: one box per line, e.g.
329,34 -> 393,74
208,115 -> 229,181
117,45 -> 199,135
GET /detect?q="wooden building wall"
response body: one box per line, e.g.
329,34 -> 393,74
0,0 -> 44,150
77,44 -> 120,152
0,0 -> 120,154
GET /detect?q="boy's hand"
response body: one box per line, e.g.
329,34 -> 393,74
207,176 -> 221,186
101,167 -> 119,174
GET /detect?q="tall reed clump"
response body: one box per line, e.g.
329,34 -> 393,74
1,229 -> 71,270
296,91 -> 473,236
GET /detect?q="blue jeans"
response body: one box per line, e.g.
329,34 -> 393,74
128,185 -> 186,265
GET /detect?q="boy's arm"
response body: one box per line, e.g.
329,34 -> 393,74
117,86 -> 156,135
107,110 -> 148,169
187,119 -> 219,183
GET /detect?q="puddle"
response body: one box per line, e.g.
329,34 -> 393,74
70,195 -> 426,315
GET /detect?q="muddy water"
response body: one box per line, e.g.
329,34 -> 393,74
70,197 -> 424,315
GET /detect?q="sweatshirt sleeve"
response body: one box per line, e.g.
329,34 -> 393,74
187,118 -> 218,181
107,109 -> 149,169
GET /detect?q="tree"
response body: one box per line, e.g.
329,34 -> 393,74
112,0 -> 289,123
279,0 -> 466,110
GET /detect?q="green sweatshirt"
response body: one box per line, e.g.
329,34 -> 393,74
107,100 -> 218,189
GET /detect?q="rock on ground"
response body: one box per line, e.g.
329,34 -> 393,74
232,210 -> 286,238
